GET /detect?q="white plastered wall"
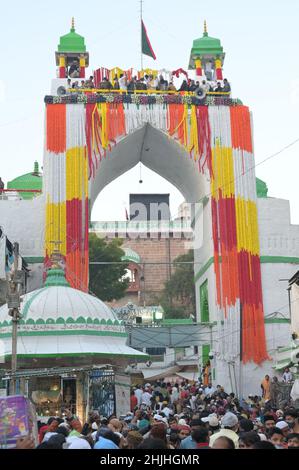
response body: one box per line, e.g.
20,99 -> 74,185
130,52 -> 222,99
195,195 -> 299,395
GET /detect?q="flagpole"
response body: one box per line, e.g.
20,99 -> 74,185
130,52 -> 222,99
140,0 -> 144,70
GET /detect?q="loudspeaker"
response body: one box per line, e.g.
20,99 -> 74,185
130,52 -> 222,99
57,86 -> 67,96
51,79 -> 68,96
195,86 -> 206,100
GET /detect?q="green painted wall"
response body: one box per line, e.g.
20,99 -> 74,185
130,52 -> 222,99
202,344 -> 211,366
200,280 -> 210,323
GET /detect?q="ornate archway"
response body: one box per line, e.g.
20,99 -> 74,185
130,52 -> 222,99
43,95 -> 268,365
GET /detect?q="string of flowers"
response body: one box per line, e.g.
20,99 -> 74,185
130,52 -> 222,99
45,94 -> 241,107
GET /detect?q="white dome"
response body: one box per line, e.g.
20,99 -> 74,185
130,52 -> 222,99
0,269 -> 118,325
0,268 -> 147,359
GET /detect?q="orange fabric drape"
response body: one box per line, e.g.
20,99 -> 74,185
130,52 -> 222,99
167,104 -> 187,146
230,106 -> 253,153
46,104 -> 66,153
107,103 -> 126,142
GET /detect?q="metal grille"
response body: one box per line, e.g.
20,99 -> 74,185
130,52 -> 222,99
89,370 -> 115,417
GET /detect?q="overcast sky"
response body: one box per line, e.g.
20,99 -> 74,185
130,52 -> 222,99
0,0 -> 299,222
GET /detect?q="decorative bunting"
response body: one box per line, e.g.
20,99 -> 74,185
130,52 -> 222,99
45,94 -> 241,107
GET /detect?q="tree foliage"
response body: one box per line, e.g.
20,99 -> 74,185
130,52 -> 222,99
89,234 -> 129,301
160,250 -> 196,319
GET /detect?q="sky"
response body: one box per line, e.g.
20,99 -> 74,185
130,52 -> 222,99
0,0 -> 299,222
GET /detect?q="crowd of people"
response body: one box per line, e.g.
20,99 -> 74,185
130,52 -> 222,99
13,376 -> 299,450
67,74 -> 231,96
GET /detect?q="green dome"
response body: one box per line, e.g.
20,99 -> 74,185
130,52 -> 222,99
256,178 -> 268,198
7,162 -> 42,200
121,248 -> 141,264
58,19 -> 86,53
189,22 -> 225,69
192,33 -> 223,56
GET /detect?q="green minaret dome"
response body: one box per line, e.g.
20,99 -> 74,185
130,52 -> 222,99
7,161 -> 42,200
256,178 -> 269,198
58,18 -> 86,53
189,21 -> 225,69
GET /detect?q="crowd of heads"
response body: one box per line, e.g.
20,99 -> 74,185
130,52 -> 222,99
67,76 -> 95,90
66,73 -> 231,96
15,378 -> 299,450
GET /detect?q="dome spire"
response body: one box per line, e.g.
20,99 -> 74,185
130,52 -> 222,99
71,17 -> 75,32
204,20 -> 208,36
34,161 -> 39,175
189,22 -> 225,70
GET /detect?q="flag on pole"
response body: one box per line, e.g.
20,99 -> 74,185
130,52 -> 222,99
141,20 -> 156,60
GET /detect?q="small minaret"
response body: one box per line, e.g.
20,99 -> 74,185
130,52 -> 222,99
189,21 -> 225,81
55,18 -> 89,79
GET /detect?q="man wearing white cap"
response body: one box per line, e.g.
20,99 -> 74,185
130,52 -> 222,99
208,415 -> 220,434
275,420 -> 290,439
209,412 -> 240,449
67,437 -> 91,449
153,414 -> 164,423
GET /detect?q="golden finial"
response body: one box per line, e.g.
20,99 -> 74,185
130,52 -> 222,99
71,17 -> 75,31
204,20 -> 208,36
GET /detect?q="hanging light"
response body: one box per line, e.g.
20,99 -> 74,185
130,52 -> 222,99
139,162 -> 143,184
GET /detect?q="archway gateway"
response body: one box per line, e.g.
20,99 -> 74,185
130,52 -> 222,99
43,93 -> 268,365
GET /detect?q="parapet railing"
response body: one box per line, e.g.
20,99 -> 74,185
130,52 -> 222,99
90,220 -> 193,232
0,189 -> 42,200
0,190 -> 42,193
68,88 -> 231,96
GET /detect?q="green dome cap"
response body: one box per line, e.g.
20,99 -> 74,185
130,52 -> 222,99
58,18 -> 86,53
44,268 -> 70,288
189,21 -> 225,69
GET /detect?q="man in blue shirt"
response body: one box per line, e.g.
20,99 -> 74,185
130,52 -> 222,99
180,419 -> 204,449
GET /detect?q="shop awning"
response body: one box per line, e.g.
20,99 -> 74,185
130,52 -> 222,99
140,366 -> 180,381
175,371 -> 199,382
176,359 -> 198,366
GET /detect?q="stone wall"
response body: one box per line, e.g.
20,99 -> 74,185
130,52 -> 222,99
112,236 -> 191,307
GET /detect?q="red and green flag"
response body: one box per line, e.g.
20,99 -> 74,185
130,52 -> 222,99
141,20 -> 156,60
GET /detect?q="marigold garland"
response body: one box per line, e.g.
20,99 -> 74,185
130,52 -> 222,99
44,99 -> 267,365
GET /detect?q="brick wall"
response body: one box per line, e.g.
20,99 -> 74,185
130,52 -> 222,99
113,236 -> 190,306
